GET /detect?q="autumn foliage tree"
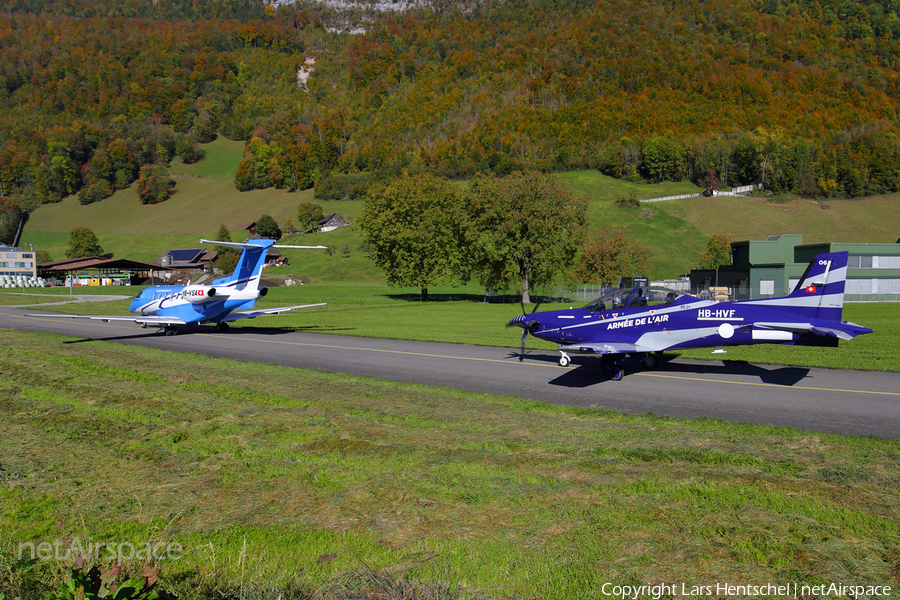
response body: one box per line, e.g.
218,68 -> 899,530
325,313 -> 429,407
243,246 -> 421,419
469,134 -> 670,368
8,0 -> 900,209
575,228 -> 651,287
698,233 -> 733,270
0,200 -> 26,246
136,165 -> 175,205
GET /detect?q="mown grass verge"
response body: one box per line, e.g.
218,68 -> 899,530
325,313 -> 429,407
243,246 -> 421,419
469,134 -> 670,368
0,329 -> 898,598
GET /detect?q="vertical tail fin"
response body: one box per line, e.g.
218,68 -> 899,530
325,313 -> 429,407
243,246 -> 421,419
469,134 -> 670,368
786,251 -> 848,321
204,239 -> 274,290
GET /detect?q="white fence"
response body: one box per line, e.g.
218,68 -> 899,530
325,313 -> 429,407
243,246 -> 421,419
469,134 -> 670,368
558,285 -> 899,304
640,183 -> 762,203
703,286 -> 899,303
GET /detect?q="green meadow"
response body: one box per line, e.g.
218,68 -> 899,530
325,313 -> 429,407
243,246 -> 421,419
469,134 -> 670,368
1,330 -> 898,598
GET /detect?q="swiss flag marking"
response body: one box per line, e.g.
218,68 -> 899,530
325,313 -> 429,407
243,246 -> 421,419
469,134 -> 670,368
806,286 -> 816,293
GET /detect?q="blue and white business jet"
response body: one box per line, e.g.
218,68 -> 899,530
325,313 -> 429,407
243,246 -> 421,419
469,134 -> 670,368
509,251 -> 873,380
27,238 -> 326,335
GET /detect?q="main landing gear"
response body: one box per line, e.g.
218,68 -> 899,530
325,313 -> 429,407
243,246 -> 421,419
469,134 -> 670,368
216,321 -> 230,333
640,353 -> 657,369
163,325 -> 178,336
603,357 -> 626,382
558,351 -> 659,382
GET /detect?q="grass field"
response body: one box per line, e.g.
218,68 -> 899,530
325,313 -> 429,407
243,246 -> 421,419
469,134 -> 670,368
1,329 -> 898,599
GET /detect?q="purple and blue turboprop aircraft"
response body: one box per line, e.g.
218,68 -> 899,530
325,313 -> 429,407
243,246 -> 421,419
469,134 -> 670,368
28,238 -> 326,335
509,251 -> 873,380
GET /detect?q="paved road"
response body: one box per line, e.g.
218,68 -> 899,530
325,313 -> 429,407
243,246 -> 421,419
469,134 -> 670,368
2,305 -> 899,440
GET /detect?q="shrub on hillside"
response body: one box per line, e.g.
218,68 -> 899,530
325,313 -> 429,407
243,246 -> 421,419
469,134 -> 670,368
314,173 -> 371,200
136,165 -> 176,205
78,180 -> 114,205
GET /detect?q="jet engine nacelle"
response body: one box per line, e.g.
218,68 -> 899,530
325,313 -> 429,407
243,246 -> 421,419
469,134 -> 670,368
257,287 -> 268,299
183,285 -> 218,303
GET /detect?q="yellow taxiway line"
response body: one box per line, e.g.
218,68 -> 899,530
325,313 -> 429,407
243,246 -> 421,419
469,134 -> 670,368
15,314 -> 900,398
213,333 -> 900,397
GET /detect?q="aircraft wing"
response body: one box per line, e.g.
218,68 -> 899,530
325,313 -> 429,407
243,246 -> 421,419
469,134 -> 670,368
24,313 -> 188,325
220,303 -> 326,322
557,340 -> 655,355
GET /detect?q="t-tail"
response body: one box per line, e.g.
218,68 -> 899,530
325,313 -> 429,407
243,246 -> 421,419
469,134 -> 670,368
206,238 -> 273,291
200,238 -> 328,301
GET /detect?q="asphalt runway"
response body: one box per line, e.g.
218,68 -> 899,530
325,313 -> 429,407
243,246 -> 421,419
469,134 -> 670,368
2,303 -> 899,440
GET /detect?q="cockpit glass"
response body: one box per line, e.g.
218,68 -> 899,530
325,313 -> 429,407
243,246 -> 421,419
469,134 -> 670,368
584,288 -> 632,312
584,287 -> 686,312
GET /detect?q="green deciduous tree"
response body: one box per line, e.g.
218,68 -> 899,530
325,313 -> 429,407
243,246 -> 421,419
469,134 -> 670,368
213,223 -> 240,276
297,202 -> 324,233
642,137 -> 685,183
468,171 -> 587,304
255,213 -> 282,239
65,227 -> 103,258
698,232 -> 733,269
357,173 -> 470,301
176,135 -> 204,164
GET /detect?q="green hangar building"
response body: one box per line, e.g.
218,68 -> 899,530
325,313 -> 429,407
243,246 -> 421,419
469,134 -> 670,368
691,234 -> 900,301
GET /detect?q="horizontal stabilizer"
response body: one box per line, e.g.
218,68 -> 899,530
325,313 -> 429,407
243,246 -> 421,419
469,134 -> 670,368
754,321 -> 873,341
199,239 -> 328,250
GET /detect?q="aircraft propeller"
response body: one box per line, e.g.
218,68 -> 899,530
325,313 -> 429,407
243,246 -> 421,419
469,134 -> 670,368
507,300 -> 542,360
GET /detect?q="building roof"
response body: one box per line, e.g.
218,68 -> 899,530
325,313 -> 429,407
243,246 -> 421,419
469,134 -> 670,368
38,257 -> 171,273
153,247 -> 216,268
38,256 -> 106,269
165,248 -> 206,263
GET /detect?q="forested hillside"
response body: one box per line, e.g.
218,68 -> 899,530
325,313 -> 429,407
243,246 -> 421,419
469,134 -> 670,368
3,0 -> 900,243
